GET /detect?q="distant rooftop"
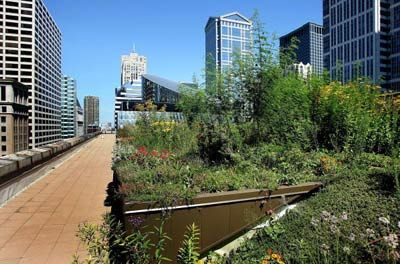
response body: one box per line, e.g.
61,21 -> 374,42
280,22 -> 323,41
205,12 -> 252,30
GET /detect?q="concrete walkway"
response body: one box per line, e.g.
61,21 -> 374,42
0,134 -> 115,264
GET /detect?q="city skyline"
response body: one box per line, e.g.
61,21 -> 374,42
44,0 -> 323,124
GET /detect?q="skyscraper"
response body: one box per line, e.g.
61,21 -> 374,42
61,76 -> 77,139
84,96 -> 99,134
391,1 -> 400,91
0,0 -> 62,148
75,98 -> 84,137
115,51 -> 147,128
323,0 -> 400,90
280,22 -> 324,76
120,51 -> 147,86
205,12 -> 253,86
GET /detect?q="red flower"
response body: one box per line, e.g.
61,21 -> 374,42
120,183 -> 131,194
150,150 -> 159,157
137,146 -> 148,156
160,149 -> 170,160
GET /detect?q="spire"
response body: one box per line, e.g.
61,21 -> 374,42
132,43 -> 136,53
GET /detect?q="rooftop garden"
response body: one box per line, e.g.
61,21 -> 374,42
77,15 -> 400,264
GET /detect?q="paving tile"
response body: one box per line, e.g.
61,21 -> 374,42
0,135 -> 114,263
0,258 -> 20,264
19,255 -> 49,264
23,242 -> 54,258
0,243 -> 30,260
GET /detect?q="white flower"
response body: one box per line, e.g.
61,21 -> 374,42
321,211 -> 331,221
311,217 -> 319,227
398,221 -> 400,229
379,216 -> 390,225
349,233 -> 356,241
383,233 -> 399,249
330,216 -> 339,224
330,224 -> 339,234
321,243 -> 330,254
340,212 -> 348,221
343,246 -> 351,254
366,228 -> 375,239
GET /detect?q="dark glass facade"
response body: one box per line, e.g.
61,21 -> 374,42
280,22 -> 324,76
324,0 -> 400,90
142,74 -> 180,111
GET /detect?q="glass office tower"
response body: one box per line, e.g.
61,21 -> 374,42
280,22 -> 324,76
323,0 -> 400,90
205,12 -> 252,87
61,76 -> 77,139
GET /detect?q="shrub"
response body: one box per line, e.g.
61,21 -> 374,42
263,76 -> 314,149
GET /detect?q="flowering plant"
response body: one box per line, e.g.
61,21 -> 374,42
262,249 -> 285,264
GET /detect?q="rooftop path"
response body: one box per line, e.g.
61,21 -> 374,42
0,134 -> 115,264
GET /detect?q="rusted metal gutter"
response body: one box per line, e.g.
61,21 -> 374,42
120,182 -> 322,262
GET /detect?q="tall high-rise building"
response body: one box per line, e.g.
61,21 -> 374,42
323,0 -> 400,90
391,1 -> 400,90
205,12 -> 253,86
121,51 -> 147,85
115,51 -> 147,128
0,0 -> 62,148
61,76 -> 77,139
75,98 -> 84,137
84,96 -> 99,134
280,22 -> 324,76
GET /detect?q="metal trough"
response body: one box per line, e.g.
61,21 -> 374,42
122,182 -> 322,262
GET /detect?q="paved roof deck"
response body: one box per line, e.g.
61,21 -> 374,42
0,134 -> 115,264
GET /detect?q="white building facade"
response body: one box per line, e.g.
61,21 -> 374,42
0,0 -> 62,148
120,52 -> 147,85
115,51 -> 147,128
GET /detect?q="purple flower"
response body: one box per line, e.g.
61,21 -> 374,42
128,216 -> 145,229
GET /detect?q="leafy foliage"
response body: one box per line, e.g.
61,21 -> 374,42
177,223 -> 200,264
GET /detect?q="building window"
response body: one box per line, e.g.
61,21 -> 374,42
0,86 -> 5,101
1,117 -> 5,123
2,107 -> 6,113
222,26 -> 228,35
1,136 -> 5,142
1,126 -> 5,132
1,146 -> 6,152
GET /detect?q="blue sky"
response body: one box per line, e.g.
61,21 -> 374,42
44,0 -> 322,124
